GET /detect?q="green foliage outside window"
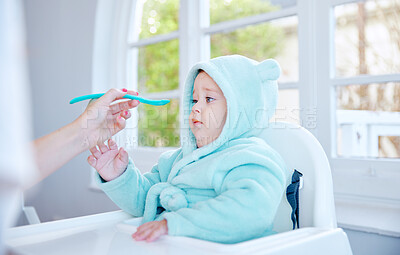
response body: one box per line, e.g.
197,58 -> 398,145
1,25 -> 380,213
138,0 -> 180,147
138,0 -> 282,147
210,0 -> 283,60
210,0 -> 279,24
139,0 -> 179,40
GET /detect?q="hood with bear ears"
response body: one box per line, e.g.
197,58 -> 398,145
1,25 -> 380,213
180,55 -> 281,159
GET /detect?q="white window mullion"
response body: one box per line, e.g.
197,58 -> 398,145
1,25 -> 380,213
331,0 -> 361,7
297,0 -> 318,136
179,0 -> 210,139
140,89 -> 180,100
332,73 -> 400,87
128,31 -> 179,48
99,0 -> 133,149
278,82 -> 299,90
314,0 -> 336,158
203,6 -> 297,35
179,0 -> 210,83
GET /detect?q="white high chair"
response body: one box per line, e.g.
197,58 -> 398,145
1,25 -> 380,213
261,121 -> 337,233
4,122 -> 353,255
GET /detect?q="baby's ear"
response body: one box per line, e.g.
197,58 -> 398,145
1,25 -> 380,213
256,59 -> 281,81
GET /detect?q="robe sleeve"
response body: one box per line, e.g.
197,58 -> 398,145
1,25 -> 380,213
95,149 -> 180,216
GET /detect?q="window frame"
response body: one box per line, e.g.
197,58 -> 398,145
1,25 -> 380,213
92,0 -> 400,236
311,0 -> 400,236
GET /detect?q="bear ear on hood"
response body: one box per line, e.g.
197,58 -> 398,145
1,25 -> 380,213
256,59 -> 281,82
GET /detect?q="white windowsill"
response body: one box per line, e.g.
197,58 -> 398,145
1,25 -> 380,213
335,193 -> 400,237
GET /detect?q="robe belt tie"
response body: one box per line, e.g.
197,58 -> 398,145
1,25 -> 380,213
143,182 -> 188,222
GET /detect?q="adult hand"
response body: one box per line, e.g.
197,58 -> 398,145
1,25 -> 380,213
78,88 -> 140,150
31,88 -> 140,185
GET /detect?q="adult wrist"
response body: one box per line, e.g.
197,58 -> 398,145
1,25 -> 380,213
72,116 -> 92,152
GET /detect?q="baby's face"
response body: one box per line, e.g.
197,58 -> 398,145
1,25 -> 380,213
189,71 -> 227,148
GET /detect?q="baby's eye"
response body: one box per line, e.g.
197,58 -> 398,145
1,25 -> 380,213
206,97 -> 215,103
192,99 -> 198,104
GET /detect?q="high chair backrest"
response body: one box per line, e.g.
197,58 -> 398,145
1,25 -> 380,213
258,122 -> 337,233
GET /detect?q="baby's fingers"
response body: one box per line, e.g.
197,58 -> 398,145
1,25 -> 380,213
145,228 -> 165,242
98,143 -> 109,153
89,146 -> 101,158
115,148 -> 129,170
119,148 -> 129,162
107,139 -> 118,151
132,222 -> 157,240
133,226 -> 156,241
87,155 -> 97,168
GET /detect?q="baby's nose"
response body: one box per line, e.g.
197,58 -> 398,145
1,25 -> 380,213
192,104 -> 201,113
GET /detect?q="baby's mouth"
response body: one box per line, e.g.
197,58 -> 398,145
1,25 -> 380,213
192,118 -> 203,126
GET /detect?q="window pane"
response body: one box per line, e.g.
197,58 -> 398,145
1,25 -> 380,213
139,0 -> 179,39
138,39 -> 179,93
211,16 -> 298,82
138,99 -> 180,147
334,0 -> 400,77
271,89 -> 300,124
379,136 -> 400,158
210,0 -> 296,25
336,82 -> 400,158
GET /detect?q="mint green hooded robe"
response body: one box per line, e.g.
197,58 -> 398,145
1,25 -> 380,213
96,55 -> 290,244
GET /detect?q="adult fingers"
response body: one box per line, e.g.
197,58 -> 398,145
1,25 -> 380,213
115,116 -> 126,132
111,109 -> 131,121
87,98 -> 97,106
97,88 -> 127,107
110,99 -> 140,115
127,90 -> 139,95
125,90 -> 140,109
120,110 -> 131,119
128,99 -> 140,108
110,100 -> 129,115
89,146 -> 102,158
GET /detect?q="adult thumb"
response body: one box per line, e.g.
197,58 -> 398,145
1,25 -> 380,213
98,88 -> 127,106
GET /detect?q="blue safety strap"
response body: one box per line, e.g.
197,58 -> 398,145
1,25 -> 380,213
286,169 -> 303,230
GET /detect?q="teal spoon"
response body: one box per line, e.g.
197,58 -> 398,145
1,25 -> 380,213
69,93 -> 170,106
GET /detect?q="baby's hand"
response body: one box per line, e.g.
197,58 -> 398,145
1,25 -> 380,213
132,219 -> 168,242
87,139 -> 128,181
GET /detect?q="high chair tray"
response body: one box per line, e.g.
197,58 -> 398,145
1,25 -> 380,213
5,210 -> 352,255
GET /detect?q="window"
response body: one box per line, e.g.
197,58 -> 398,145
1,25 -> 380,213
127,0 -> 300,148
130,0 -> 180,148
313,0 -> 400,236
93,0 -> 400,236
334,1 -> 400,158
208,0 -> 300,125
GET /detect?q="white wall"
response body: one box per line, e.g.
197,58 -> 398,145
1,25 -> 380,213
21,1 -> 399,254
22,0 -> 119,222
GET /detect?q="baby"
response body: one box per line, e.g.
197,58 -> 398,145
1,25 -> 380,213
88,55 -> 290,243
